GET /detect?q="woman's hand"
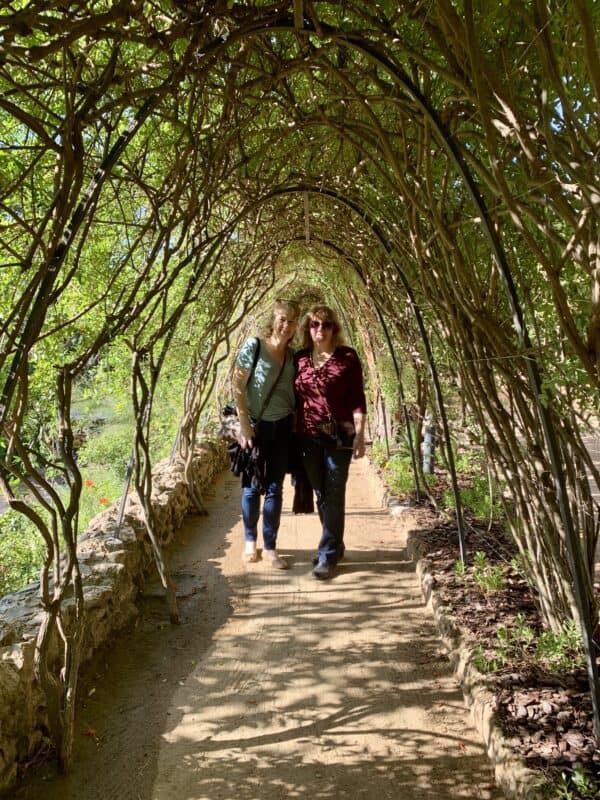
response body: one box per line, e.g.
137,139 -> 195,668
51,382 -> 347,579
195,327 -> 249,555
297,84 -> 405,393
353,432 -> 365,459
352,413 -> 366,459
238,420 -> 255,449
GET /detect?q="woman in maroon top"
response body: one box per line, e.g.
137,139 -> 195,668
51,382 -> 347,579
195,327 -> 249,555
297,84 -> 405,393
294,305 -> 367,579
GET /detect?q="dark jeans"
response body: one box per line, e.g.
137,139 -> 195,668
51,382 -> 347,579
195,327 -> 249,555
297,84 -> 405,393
241,415 -> 293,550
301,437 -> 353,565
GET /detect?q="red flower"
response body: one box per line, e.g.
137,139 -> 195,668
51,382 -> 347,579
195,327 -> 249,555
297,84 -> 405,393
84,479 -> 94,488
99,497 -> 109,505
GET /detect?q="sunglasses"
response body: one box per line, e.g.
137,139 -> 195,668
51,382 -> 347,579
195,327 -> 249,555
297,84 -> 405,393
309,320 -> 333,330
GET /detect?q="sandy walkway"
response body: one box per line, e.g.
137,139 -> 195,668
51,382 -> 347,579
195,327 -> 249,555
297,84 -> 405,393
15,457 -> 502,800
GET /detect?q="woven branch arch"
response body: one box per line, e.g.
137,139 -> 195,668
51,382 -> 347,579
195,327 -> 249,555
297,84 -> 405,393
1,0 -> 599,768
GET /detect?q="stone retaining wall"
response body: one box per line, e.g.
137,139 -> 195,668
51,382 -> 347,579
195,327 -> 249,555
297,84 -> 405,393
0,439 -> 228,795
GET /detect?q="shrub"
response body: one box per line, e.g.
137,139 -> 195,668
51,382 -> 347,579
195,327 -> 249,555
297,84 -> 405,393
370,439 -> 389,468
469,614 -> 586,680
472,644 -> 503,673
535,621 -> 585,673
471,614 -> 536,673
454,558 -> 466,577
385,452 -> 417,496
78,423 -> 133,480
555,766 -> 600,799
443,471 -> 504,523
472,550 -> 505,593
0,510 -> 46,596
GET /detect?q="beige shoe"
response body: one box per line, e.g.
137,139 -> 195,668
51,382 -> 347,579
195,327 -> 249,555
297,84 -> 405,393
263,551 -> 289,570
243,550 -> 260,563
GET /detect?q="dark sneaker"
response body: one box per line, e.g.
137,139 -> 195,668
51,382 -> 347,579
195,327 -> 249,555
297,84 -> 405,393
312,560 -> 332,580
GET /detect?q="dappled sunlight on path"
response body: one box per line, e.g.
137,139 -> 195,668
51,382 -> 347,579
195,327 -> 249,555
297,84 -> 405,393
14,457 -> 502,800
153,459 -> 501,800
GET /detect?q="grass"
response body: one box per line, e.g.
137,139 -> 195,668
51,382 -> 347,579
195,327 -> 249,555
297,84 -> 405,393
370,436 -> 422,499
0,463 -> 124,597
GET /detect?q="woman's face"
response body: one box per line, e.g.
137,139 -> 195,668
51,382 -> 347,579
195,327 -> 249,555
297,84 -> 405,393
273,308 -> 298,342
309,316 -> 334,345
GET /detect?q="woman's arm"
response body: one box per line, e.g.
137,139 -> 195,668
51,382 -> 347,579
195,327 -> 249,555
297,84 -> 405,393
232,365 -> 255,448
349,349 -> 367,459
352,411 -> 366,459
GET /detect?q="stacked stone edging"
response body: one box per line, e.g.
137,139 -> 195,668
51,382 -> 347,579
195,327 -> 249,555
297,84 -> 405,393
406,536 -> 548,800
0,439 -> 228,794
365,461 -> 549,800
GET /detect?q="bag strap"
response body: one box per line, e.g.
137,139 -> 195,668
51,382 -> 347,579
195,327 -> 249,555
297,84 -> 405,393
249,336 -> 260,378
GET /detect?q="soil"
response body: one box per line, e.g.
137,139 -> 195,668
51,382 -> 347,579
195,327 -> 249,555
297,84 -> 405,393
12,458 -> 502,800
408,515 -> 600,794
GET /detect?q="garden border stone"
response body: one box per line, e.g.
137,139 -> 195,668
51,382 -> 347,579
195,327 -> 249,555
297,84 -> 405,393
0,439 -> 228,795
407,535 -> 549,799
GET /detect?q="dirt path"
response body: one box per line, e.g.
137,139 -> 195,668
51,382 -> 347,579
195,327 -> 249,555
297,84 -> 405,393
15,458 -> 503,800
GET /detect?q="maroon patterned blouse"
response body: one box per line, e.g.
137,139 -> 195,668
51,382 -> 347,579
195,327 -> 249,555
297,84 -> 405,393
294,346 -> 367,437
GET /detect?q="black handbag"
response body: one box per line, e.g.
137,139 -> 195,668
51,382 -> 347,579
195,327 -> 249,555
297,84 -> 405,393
228,439 -> 252,477
227,347 -> 289,476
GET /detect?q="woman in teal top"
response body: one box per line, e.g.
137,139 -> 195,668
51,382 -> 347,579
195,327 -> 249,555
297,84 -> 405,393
232,299 -> 299,569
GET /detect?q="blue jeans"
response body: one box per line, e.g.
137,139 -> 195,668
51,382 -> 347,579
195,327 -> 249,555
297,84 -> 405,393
301,437 -> 352,565
242,416 -> 292,550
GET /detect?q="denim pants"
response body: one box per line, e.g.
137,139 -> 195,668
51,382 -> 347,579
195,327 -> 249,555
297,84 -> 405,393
301,437 -> 353,565
241,415 -> 292,550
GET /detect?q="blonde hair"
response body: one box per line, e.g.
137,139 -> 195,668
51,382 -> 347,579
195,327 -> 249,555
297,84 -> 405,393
263,298 -> 301,337
300,304 -> 344,349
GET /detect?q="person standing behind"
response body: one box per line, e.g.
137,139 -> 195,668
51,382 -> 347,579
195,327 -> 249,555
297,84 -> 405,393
232,299 -> 300,569
294,305 -> 367,579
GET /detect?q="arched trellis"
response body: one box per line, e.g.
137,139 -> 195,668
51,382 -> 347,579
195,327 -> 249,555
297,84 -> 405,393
330,37 -> 600,728
252,8 -> 600,710
262,16 -> 600,641
221,165 -> 600,729
1,2 -> 599,777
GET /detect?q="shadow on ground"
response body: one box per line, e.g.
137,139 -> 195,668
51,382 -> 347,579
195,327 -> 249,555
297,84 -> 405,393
13,466 -> 502,800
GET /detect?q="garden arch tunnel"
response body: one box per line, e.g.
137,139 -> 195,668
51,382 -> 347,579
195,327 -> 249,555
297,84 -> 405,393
1,0 -> 599,769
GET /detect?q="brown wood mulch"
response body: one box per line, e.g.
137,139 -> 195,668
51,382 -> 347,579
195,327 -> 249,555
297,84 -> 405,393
407,512 -> 600,796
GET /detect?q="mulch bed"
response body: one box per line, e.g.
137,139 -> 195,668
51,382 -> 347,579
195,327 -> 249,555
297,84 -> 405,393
408,511 -> 600,796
